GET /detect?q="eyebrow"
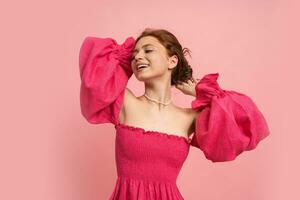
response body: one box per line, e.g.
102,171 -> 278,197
133,44 -> 155,53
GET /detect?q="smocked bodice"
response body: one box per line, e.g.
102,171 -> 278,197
115,123 -> 190,182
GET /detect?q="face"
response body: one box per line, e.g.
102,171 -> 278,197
131,36 -> 178,82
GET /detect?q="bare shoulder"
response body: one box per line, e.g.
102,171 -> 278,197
174,106 -> 201,136
181,107 -> 200,121
119,87 -> 138,122
171,104 -> 200,121
124,87 -> 136,101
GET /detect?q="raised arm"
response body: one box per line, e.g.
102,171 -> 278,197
189,73 -> 271,162
79,36 -> 135,125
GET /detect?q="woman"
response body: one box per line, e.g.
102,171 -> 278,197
79,28 -> 270,200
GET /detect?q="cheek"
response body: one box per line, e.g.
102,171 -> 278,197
155,56 -> 169,67
149,54 -> 166,64
152,62 -> 169,74
130,62 -> 135,71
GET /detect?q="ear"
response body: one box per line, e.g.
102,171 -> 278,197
168,55 -> 178,69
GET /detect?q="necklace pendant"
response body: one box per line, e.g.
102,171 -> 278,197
144,94 -> 172,106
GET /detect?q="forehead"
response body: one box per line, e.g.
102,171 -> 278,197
133,36 -> 162,51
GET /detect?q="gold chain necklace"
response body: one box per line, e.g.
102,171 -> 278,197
143,93 -> 172,106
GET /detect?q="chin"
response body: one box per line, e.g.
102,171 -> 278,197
135,75 -> 151,82
134,73 -> 155,82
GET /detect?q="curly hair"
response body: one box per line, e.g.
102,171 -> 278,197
135,28 -> 194,86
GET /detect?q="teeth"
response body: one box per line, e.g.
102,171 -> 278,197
138,64 -> 149,69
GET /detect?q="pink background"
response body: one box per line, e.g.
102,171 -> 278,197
1,0 -> 299,199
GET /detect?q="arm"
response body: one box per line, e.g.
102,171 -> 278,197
176,73 -> 271,162
79,36 -> 135,125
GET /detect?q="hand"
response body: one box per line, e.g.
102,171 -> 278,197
175,77 -> 199,97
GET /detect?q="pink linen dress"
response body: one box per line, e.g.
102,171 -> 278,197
78,36 -> 270,200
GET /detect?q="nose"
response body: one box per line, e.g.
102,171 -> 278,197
133,50 -> 145,62
131,52 -> 145,70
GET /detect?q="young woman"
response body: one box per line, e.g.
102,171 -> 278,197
79,28 -> 270,200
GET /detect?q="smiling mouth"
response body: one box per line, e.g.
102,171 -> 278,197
137,68 -> 148,72
137,64 -> 149,71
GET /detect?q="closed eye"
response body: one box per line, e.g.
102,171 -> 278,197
131,50 -> 153,60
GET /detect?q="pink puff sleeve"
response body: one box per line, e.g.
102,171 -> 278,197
79,36 -> 135,125
190,73 -> 270,162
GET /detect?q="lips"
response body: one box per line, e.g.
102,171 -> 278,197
137,64 -> 149,70
136,62 -> 149,71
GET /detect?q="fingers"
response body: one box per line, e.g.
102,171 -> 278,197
175,82 -> 182,88
175,82 -> 186,90
177,80 -> 192,88
176,77 -> 197,88
192,77 -> 201,83
191,77 -> 196,83
187,79 -> 193,85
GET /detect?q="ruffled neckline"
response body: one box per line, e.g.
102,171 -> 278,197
115,123 -> 191,144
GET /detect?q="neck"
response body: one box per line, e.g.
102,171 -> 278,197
143,81 -> 173,106
144,87 -> 172,102
144,93 -> 172,106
